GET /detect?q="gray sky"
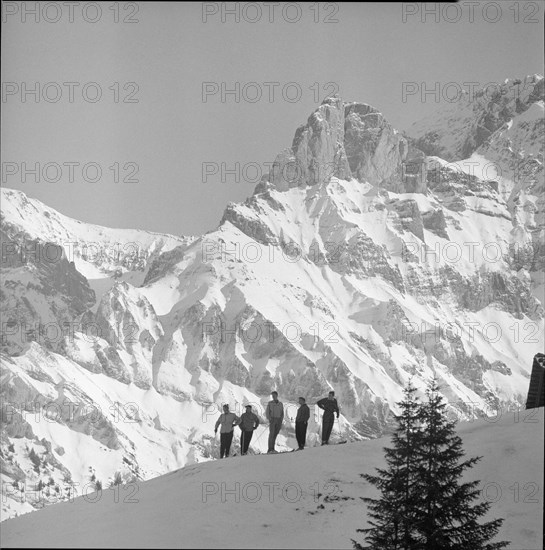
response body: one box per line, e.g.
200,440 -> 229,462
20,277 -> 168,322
1,1 -> 543,236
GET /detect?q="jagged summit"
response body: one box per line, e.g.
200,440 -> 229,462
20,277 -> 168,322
262,96 -> 425,195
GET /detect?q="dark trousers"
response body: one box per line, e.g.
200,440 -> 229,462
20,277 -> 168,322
268,418 -> 282,451
220,431 -> 234,458
240,430 -> 253,454
322,416 -> 334,443
295,421 -> 307,449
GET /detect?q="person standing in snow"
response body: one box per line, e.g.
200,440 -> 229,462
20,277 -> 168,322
317,391 -> 340,445
239,404 -> 260,455
214,404 -> 240,458
266,391 -> 284,453
295,397 -> 310,450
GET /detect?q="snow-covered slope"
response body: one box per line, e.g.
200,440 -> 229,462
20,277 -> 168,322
1,76 -> 543,522
407,76 -> 544,303
0,187 -> 194,280
1,409 -> 543,549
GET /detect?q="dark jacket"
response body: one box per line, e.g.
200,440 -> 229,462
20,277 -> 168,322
239,412 -> 260,431
295,404 -> 310,423
317,397 -> 339,419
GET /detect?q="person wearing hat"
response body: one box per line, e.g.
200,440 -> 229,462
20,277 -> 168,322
238,404 -> 260,455
266,391 -> 284,453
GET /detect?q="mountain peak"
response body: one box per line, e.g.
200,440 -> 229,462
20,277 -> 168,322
265,97 -> 425,194
407,75 -> 544,161
320,94 -> 343,107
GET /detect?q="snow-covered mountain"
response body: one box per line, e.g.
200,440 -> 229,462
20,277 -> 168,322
2,410 -> 543,549
1,188 -> 195,280
1,76 -> 543,521
408,74 -> 544,300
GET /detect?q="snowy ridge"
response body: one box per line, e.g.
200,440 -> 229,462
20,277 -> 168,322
408,76 -> 544,304
407,74 -> 543,162
0,188 -> 195,280
1,409 -> 543,549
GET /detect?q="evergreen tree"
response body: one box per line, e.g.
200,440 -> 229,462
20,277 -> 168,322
353,379 -> 509,550
411,379 -> 508,550
353,382 -> 423,549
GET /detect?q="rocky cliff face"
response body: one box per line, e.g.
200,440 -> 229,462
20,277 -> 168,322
267,97 -> 426,193
1,77 -> 543,521
408,74 -> 544,306
0,228 -> 96,356
408,75 -> 544,161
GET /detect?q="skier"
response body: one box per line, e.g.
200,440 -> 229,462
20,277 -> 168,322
295,397 -> 310,450
214,404 -> 240,458
238,404 -> 260,455
266,391 -> 284,453
317,391 -> 340,445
